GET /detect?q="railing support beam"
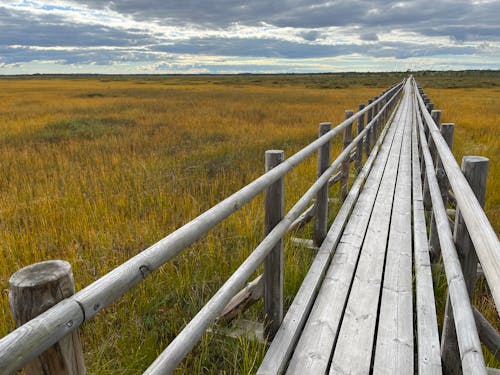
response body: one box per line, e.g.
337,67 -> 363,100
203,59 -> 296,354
264,150 -> 285,340
314,123 -> 331,246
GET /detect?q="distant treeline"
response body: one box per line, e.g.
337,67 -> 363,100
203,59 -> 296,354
1,70 -> 498,89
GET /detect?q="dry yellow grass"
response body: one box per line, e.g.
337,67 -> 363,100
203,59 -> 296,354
0,75 -> 497,372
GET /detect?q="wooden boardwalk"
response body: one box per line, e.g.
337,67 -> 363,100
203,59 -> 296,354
260,79 -> 435,374
1,77 -> 498,375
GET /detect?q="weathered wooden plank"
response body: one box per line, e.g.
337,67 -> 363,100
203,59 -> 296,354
282,90 -> 407,375
373,85 -> 414,374
257,91 -> 402,375
217,275 -> 263,323
329,80 -> 413,375
410,95 -> 443,375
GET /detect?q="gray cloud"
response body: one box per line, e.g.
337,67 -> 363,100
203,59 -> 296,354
0,0 -> 499,73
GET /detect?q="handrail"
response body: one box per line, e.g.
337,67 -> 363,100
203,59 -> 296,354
413,85 -> 486,374
0,81 -> 404,374
144,83 -> 405,373
412,81 -> 500,309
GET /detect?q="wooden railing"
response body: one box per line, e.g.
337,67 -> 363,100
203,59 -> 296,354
413,80 -> 500,374
0,82 -> 403,374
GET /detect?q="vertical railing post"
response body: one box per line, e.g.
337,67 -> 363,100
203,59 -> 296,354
9,260 -> 86,375
264,150 -> 285,340
429,123 -> 455,262
441,156 -> 489,374
366,99 -> 373,157
426,102 -> 434,114
341,111 -> 353,201
356,104 -> 365,172
314,122 -> 331,247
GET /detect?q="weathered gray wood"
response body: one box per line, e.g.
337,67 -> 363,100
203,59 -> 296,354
257,90 -> 401,375
429,122 -> 455,262
423,109 -> 442,212
8,260 -> 86,375
341,111 -> 353,201
217,275 -> 263,322
410,102 -> 442,375
264,150 -> 285,341
487,368 -> 500,375
415,93 -> 487,374
356,104 -> 365,172
329,91 -> 407,374
441,155 -> 489,374
285,89 -> 406,375
366,98 -> 374,154
373,87 -> 414,374
314,122 -> 332,246
473,307 -> 500,362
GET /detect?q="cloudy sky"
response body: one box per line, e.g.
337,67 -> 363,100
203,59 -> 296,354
0,0 -> 499,74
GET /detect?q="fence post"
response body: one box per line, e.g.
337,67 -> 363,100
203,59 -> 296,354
314,123 -> 331,247
356,104 -> 365,172
8,260 -> 86,375
341,111 -> 353,201
366,99 -> 373,156
429,123 -> 455,262
423,110 -> 442,212
264,150 -> 285,340
441,156 -> 489,374
426,102 -> 434,114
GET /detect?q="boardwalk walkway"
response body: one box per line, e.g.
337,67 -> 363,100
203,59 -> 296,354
258,79 -> 489,374
1,77 -> 498,375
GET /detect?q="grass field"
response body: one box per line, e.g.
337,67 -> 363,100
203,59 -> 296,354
0,71 -> 498,373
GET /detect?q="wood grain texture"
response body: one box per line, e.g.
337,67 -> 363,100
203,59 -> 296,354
373,82 -> 414,374
441,155 -> 489,374
8,260 -> 86,375
410,96 -> 443,375
285,90 -> 407,375
315,122 -> 332,246
264,150 -> 285,340
341,111 -> 353,202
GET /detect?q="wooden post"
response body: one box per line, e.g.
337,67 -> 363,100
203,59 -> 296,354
441,156 -> 489,374
426,102 -> 434,114
341,111 -> 353,201
8,260 -> 86,375
264,150 -> 285,340
356,104 -> 365,172
366,99 -> 373,156
422,110 -> 442,211
429,123 -> 455,262
373,96 -> 379,137
314,122 -> 331,246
